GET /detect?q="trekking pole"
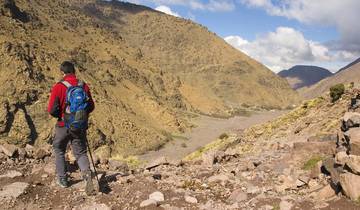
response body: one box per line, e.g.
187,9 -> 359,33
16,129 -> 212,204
85,138 -> 100,190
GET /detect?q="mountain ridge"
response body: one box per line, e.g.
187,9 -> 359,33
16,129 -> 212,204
278,65 -> 333,90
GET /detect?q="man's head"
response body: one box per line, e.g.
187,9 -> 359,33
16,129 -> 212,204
60,61 -> 75,74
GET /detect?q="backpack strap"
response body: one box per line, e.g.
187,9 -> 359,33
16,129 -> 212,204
61,81 -> 72,88
77,80 -> 84,87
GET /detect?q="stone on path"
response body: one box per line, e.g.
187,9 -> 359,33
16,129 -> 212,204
145,156 -> 168,170
0,143 -> 18,157
316,185 -> 336,200
279,200 -> 293,210
140,199 -> 157,208
0,182 -> 29,200
0,170 -> 22,179
79,203 -> 111,210
149,191 -> 164,202
184,195 -> 198,204
228,189 -> 247,203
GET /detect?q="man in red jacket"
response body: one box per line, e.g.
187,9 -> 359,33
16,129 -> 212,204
48,61 -> 95,195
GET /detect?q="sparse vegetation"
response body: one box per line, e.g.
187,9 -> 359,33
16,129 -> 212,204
184,134 -> 235,161
330,83 -> 345,102
302,155 -> 324,170
219,133 -> 229,139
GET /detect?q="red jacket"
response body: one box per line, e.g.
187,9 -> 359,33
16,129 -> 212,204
47,74 -> 95,127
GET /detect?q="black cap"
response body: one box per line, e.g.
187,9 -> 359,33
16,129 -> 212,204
60,61 -> 75,74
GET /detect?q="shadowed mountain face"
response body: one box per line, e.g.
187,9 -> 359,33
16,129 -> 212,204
278,65 -> 333,90
0,0 -> 299,156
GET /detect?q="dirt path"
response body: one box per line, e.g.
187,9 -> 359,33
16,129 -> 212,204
140,111 -> 286,163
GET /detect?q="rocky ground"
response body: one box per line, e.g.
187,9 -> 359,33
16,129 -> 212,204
1,113 -> 360,210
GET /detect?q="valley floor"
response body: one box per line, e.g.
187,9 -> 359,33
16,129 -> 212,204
140,111 -> 286,163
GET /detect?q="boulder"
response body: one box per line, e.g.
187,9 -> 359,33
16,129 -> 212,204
202,150 -> 216,167
140,199 -> 157,208
316,185 -> 336,200
0,143 -> 18,157
335,151 -> 348,165
0,182 -> 29,200
340,172 -> 360,200
322,158 -> 342,185
342,112 -> 360,130
149,191 -> 164,202
184,195 -> 198,204
208,174 -> 229,185
0,170 -> 22,179
78,203 -> 111,210
228,189 -> 247,203
108,159 -> 129,172
24,144 -> 34,158
345,155 -> 360,175
34,147 -> 51,159
145,156 -> 168,170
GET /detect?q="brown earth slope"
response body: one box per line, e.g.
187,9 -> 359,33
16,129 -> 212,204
299,62 -> 360,99
0,0 -> 299,157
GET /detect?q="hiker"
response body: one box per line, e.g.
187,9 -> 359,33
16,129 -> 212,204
47,61 -> 96,195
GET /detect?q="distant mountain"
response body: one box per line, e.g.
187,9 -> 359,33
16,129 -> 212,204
278,65 -> 333,90
299,62 -> 360,99
337,57 -> 360,73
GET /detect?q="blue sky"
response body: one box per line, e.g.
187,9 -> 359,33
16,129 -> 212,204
126,0 -> 360,72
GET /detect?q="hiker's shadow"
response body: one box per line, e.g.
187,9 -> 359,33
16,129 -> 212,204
97,171 -> 123,194
66,162 -> 125,194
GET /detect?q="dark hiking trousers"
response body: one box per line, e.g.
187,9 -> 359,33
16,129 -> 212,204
52,126 -> 91,179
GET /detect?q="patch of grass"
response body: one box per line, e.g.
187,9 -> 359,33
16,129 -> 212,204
302,155 -> 324,170
111,155 -> 143,169
183,135 -> 235,161
171,134 -> 189,141
273,204 -> 280,210
245,97 -> 325,139
219,133 -> 229,139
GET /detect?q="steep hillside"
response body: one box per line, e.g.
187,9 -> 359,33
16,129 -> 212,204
300,62 -> 360,99
337,57 -> 360,72
278,65 -> 332,90
0,0 -> 298,157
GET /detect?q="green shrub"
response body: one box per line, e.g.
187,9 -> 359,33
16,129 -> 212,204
219,133 -> 229,139
330,83 -> 345,102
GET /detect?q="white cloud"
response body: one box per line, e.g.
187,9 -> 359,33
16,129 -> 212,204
240,0 -> 360,53
155,5 -> 181,17
225,27 -> 358,72
134,0 -> 236,12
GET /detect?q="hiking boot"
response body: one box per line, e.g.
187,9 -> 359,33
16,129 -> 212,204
57,177 -> 69,188
83,170 -> 96,195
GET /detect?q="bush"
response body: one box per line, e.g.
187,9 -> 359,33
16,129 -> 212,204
330,83 -> 345,102
219,133 -> 229,139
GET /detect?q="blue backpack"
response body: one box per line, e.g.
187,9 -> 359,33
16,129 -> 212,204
61,80 -> 89,131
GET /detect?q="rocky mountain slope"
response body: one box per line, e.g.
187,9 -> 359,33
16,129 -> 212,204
0,0 -> 299,157
278,65 -> 332,90
299,62 -> 360,99
0,88 -> 359,209
337,57 -> 360,73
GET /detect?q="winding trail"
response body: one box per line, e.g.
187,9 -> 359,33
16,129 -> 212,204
140,111 -> 286,162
